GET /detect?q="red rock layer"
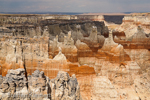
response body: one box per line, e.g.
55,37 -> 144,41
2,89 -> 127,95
112,31 -> 126,39
25,59 -> 70,79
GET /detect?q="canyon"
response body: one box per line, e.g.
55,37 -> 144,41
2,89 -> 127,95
0,13 -> 150,100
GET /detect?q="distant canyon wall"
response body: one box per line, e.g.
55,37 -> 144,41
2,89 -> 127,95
114,13 -> 150,39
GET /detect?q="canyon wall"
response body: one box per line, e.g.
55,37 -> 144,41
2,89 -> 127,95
0,14 -> 150,100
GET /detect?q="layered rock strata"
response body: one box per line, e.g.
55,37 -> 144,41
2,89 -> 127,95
0,13 -> 150,100
0,17 -> 109,38
114,13 -> 150,39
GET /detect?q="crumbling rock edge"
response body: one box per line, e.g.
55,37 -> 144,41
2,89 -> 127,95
0,68 -> 82,100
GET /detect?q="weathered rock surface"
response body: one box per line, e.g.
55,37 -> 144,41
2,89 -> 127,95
28,70 -> 50,100
0,68 -> 28,100
0,75 -> 3,85
114,26 -> 150,49
0,36 -> 49,76
0,69 -> 81,100
125,49 -> 150,72
114,13 -> 150,39
91,76 -> 118,100
134,73 -> 150,100
0,15 -> 109,38
50,31 -> 78,62
53,47 -> 67,61
97,29 -> 130,63
50,71 -> 81,100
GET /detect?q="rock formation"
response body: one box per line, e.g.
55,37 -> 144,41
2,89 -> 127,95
71,25 -> 84,43
0,69 -> 81,100
114,26 -> 150,49
50,31 -> 78,62
114,13 -> 150,39
0,15 -> 109,38
0,13 -> 150,100
53,47 -> 67,61
131,26 -> 148,42
28,70 -> 50,100
0,68 -> 28,100
97,29 -> 127,63
50,71 -> 81,100
101,29 -> 118,51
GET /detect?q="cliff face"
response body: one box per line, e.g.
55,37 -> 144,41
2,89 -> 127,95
0,36 -> 49,76
0,14 -> 109,38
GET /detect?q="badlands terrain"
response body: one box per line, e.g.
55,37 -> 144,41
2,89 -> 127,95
0,13 -> 150,100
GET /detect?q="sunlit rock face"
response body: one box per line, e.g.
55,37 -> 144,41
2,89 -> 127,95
114,26 -> 150,49
53,47 -> 67,61
94,29 -> 136,91
113,26 -> 150,73
75,39 -> 93,57
101,30 -> 118,52
134,73 -> 150,100
75,39 -> 94,66
114,14 -> 150,39
125,49 -> 150,71
131,26 -> 148,42
0,39 -> 24,76
97,30 -> 129,63
0,36 -> 49,76
19,37 -> 49,76
91,76 -> 118,100
34,46 -> 70,79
